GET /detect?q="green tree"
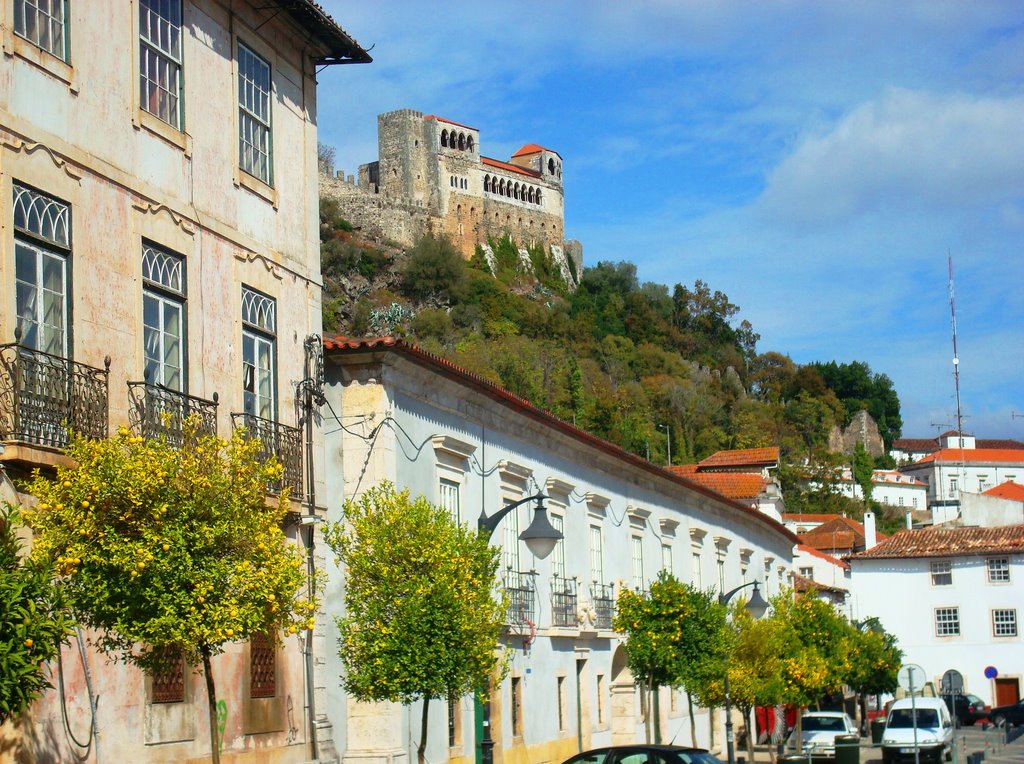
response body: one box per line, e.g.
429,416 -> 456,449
0,505 -> 73,725
324,483 -> 508,764
853,442 -> 875,505
24,426 -> 311,764
402,233 -> 466,302
847,618 -> 901,730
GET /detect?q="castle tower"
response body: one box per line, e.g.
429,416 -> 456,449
509,144 -> 563,189
377,109 -> 433,204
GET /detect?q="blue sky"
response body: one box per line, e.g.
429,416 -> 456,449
315,1 -> 1024,440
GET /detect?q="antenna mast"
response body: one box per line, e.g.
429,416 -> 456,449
948,257 -> 966,513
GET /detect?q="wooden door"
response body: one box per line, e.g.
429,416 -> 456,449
994,677 -> 1020,707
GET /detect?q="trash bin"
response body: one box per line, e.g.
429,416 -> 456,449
871,718 -> 887,744
835,734 -> 859,764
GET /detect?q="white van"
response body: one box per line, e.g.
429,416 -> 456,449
881,697 -> 954,764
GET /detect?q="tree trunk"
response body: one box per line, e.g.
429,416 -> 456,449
202,645 -> 221,764
688,692 -> 698,748
741,704 -> 755,763
418,697 -> 430,764
652,681 -> 662,744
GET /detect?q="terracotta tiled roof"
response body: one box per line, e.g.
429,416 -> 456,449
511,143 -> 561,158
797,544 -> 850,570
782,513 -> 843,524
668,471 -> 767,501
851,524 -> 1024,560
979,439 -> 1024,449
893,436 -> 1024,453
893,438 -> 940,452
983,481 -> 1024,501
481,157 -> 541,178
423,115 -> 478,131
913,448 -> 1024,466
698,447 -> 780,469
322,337 -> 801,545
276,2 -> 372,64
793,573 -> 848,596
800,529 -> 857,553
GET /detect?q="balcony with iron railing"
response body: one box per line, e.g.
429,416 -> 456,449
550,575 -> 578,628
127,379 -> 219,447
590,582 -> 615,630
0,341 -> 110,453
231,412 -> 303,501
503,569 -> 537,630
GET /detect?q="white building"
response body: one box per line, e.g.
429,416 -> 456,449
848,524 -> 1024,708
792,544 -> 850,595
321,337 -> 797,764
961,483 -> 1024,528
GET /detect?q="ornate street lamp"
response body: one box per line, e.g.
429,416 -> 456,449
476,493 -> 563,764
719,581 -> 769,764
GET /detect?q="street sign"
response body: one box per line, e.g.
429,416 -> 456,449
984,666 -> 998,679
941,670 -> 964,696
898,664 -> 927,693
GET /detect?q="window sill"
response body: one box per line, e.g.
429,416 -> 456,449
4,34 -> 77,92
236,169 -> 278,208
134,109 -> 192,156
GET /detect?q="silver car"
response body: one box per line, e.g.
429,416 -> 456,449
787,711 -> 858,759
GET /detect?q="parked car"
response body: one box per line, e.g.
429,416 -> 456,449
561,746 -> 725,764
988,699 -> 1024,728
786,711 -> 858,759
881,697 -> 954,764
941,693 -> 987,726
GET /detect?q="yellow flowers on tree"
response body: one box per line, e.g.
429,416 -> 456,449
24,424 -> 313,764
0,505 -> 73,724
325,483 -> 508,764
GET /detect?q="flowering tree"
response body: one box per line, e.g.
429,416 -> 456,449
325,483 -> 507,764
24,425 -> 312,764
0,505 -> 72,724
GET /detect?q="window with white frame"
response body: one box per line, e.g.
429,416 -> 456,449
241,286 -> 276,419
631,536 -> 644,591
992,609 -> 1017,637
987,557 -> 1010,583
934,607 -> 960,637
238,41 -> 272,185
439,478 -> 460,523
14,0 -> 67,60
551,514 -> 566,579
930,560 -> 952,586
692,551 -> 702,588
661,543 -> 673,574
142,243 -> 185,390
717,557 -> 726,592
799,566 -> 814,580
898,496 -> 904,506
503,500 -> 521,572
764,561 -> 771,589
949,478 -> 958,497
589,525 -> 604,583
13,183 -> 70,357
139,0 -> 183,129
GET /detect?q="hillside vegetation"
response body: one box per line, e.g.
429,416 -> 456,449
320,199 -> 902,518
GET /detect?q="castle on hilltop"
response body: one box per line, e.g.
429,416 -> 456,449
320,109 -> 581,286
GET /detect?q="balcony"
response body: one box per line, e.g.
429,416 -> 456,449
0,342 -> 110,450
127,381 -> 218,447
590,582 -> 615,630
550,575 -> 578,627
231,413 -> 303,501
503,569 -> 536,629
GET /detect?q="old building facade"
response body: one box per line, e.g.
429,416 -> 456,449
1,1 -> 368,760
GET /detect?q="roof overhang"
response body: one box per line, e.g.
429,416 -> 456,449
271,1 -> 372,65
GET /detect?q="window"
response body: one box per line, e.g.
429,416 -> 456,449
142,243 -> 185,390
551,515 -> 566,578
139,0 -> 183,129
249,633 -> 276,698
799,566 -> 814,580
988,557 -> 1010,583
14,0 -> 67,60
511,677 -> 523,737
631,536 -> 644,591
992,609 -> 1017,637
935,607 -> 960,637
151,648 -> 185,703
913,497 -> 918,508
13,183 -> 70,356
898,496 -> 904,506
930,560 -> 952,586
557,676 -> 566,731
439,478 -> 460,523
589,525 -> 604,583
503,499 -> 521,572
949,478 -> 958,497
718,557 -> 726,591
241,286 -> 276,419
238,42 -> 272,185
692,552 -> 702,588
596,674 -> 606,725
661,543 -> 673,573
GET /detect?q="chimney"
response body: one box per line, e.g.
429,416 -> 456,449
864,511 -> 877,550
905,511 -> 913,529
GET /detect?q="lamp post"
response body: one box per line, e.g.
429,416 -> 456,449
477,493 -> 563,764
719,581 -> 769,764
659,424 -> 672,466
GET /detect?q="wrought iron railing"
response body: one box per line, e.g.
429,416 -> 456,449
231,412 -> 303,500
591,582 -> 615,630
551,575 -> 578,627
127,382 -> 218,447
0,343 -> 110,448
504,570 -> 536,627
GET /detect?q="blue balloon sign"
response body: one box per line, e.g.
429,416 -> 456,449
984,666 -> 998,679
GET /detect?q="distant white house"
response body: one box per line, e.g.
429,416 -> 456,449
961,482 -> 1024,528
890,431 -> 1024,465
827,469 -> 928,510
792,544 -> 850,608
848,524 -> 1024,708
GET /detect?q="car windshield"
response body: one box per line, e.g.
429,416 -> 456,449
889,709 -> 939,728
803,717 -> 846,732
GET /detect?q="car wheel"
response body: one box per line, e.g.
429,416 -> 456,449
991,714 -> 1006,728
882,751 -> 893,764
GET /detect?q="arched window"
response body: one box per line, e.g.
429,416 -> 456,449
548,158 -> 555,174
527,188 -> 535,204
484,175 -> 490,193
536,190 -> 542,205
514,183 -> 520,200
467,136 -> 475,152
499,179 -> 506,196
458,133 -> 466,151
441,130 -> 448,148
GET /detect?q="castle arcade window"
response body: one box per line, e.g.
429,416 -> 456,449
13,183 -> 70,357
441,130 -> 448,148
238,42 -> 273,185
241,286 -> 276,419
14,0 -> 67,60
142,243 -> 186,391
139,0 -> 183,129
